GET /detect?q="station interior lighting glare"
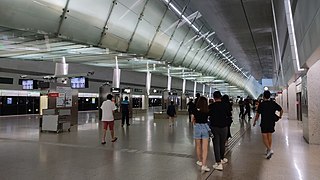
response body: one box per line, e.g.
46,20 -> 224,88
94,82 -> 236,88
264,87 -> 269,91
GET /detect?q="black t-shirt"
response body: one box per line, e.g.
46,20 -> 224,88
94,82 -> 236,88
194,109 -> 208,124
167,105 -> 176,117
209,101 -> 229,128
257,100 -> 282,127
187,102 -> 196,113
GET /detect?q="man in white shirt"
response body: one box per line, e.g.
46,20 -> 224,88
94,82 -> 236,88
100,94 -> 118,144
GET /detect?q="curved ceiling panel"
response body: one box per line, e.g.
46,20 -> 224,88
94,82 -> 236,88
0,0 -> 263,98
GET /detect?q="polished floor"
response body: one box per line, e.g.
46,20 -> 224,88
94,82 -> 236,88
0,107 -> 319,180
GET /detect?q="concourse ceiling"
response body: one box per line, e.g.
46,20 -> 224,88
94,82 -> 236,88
187,0 -> 274,80
0,0 -> 271,97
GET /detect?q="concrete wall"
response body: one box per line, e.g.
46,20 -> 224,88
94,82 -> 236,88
306,60 -> 320,144
288,82 -> 297,120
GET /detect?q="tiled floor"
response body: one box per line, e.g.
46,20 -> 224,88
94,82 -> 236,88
0,107 -> 319,180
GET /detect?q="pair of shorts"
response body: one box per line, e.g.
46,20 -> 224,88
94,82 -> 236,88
261,125 -> 275,133
103,121 -> 114,130
194,123 -> 210,139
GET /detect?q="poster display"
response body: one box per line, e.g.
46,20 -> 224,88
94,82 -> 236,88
56,86 -> 73,107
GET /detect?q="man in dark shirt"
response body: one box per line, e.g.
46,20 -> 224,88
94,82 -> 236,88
209,91 -> 229,171
253,91 -> 283,159
243,96 -> 252,120
238,97 -> 245,119
121,96 -> 130,127
187,99 -> 196,122
194,93 -> 200,106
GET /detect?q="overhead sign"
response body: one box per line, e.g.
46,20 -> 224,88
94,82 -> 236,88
111,87 -> 120,93
122,88 -> 131,94
48,93 -> 59,97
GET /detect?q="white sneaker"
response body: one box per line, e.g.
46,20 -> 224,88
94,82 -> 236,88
212,163 -> 223,171
196,161 -> 202,166
221,158 -> 228,164
201,165 -> 210,172
266,150 -> 274,159
265,149 -> 268,155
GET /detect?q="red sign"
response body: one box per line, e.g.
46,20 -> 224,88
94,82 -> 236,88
277,91 -> 282,94
48,93 -> 59,97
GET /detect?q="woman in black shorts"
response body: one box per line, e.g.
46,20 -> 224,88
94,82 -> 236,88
253,91 -> 283,159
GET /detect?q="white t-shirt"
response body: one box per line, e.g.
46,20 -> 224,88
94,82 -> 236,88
101,100 -> 117,121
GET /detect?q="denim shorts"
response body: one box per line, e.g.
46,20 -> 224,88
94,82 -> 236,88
194,123 -> 210,139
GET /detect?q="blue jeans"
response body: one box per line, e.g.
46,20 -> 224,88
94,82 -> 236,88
194,123 -> 210,139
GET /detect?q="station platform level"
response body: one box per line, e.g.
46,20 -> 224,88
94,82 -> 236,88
0,108 -> 319,180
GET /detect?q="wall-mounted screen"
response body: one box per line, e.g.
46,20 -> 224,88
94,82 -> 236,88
22,80 -> 34,90
122,88 -> 131,94
71,77 -> 88,89
7,97 -> 12,104
111,87 -> 120,93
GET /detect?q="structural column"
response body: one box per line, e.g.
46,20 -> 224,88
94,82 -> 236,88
181,79 -> 187,110
202,84 -> 205,96
144,71 -> 151,109
282,89 -> 288,113
288,83 -> 297,120
305,60 -> 320,144
193,81 -> 197,98
167,69 -> 171,91
112,56 -> 121,88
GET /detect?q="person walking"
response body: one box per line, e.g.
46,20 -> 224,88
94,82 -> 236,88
100,94 -> 118,144
243,96 -> 252,120
222,94 -> 233,146
167,101 -> 176,127
121,96 -> 130,127
187,99 -> 196,122
192,96 -> 211,173
209,91 -> 229,171
238,97 -> 245,119
253,90 -> 283,159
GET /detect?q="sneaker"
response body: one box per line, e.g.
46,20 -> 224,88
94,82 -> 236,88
111,137 -> 118,142
266,150 -> 274,159
212,163 -> 223,171
101,141 -> 106,145
196,161 -> 202,166
201,166 -> 210,172
265,149 -> 269,155
221,158 -> 228,164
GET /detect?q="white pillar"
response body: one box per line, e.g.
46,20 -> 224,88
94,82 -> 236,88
146,72 -> 151,96
167,69 -> 171,91
193,81 -> 197,98
306,60 -> 320,144
112,56 -> 121,88
145,71 -> 151,109
209,87 -> 212,98
282,89 -> 288,113
288,82 -> 297,120
202,84 -> 205,96
182,79 -> 186,94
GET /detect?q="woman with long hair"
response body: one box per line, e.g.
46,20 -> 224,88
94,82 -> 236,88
192,96 -> 211,172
